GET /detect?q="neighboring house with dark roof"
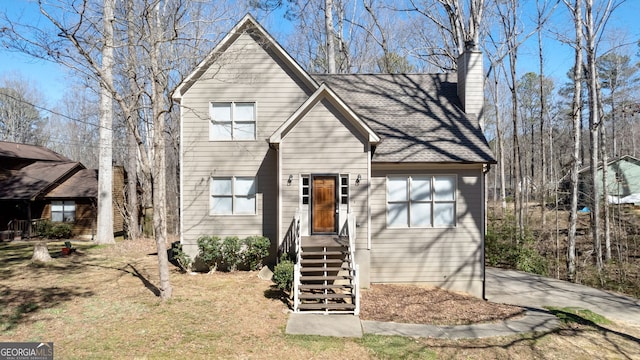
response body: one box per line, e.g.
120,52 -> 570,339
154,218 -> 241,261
0,141 -> 125,240
173,15 -> 495,314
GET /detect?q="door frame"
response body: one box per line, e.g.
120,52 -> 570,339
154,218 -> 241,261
310,174 -> 339,235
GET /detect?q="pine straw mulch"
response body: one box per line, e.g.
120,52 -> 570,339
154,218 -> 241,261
359,284 -> 525,325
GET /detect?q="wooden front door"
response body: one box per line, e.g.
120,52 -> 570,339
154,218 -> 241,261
312,176 -> 337,234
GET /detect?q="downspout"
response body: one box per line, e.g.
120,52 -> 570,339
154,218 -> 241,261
482,163 -> 490,300
367,144 -> 372,250
178,97 -> 184,248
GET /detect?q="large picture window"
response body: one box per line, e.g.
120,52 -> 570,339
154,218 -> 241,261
209,102 -> 256,140
51,200 -> 76,222
210,177 -> 256,215
387,175 -> 456,227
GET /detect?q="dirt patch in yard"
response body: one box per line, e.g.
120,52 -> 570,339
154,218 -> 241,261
360,284 -> 525,325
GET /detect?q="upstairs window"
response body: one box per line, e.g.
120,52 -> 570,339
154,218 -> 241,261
210,177 -> 256,215
51,200 -> 75,222
387,175 -> 456,228
210,102 -> 256,140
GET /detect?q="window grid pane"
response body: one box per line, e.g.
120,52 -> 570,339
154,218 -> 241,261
434,203 -> 455,226
388,177 -> 407,202
388,203 -> 409,227
434,176 -> 455,201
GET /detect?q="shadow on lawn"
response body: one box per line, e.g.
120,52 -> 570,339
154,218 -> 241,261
264,286 -> 291,308
0,240 -> 161,334
0,241 -> 102,281
0,284 -> 94,332
420,310 -> 640,359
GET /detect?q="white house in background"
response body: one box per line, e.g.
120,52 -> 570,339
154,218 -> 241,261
173,14 -> 495,314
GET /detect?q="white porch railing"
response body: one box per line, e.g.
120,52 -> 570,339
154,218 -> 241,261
291,210 -> 302,312
346,211 -> 360,315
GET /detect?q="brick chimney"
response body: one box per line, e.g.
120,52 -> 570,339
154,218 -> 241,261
457,41 -> 484,129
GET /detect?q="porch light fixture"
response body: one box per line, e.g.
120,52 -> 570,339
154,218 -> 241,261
287,174 -> 293,185
356,174 -> 361,185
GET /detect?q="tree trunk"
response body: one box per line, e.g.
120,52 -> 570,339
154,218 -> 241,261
537,8 -> 547,226
566,0 -> 583,283
493,75 -> 507,211
125,0 -> 140,240
601,121 -> 611,261
325,0 -> 336,73
96,0 -> 115,245
150,2 -> 172,300
32,242 -> 52,262
508,34 -> 523,240
585,0 -> 602,273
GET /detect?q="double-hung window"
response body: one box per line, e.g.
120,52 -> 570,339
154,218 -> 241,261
210,177 -> 256,215
210,102 -> 256,140
51,200 -> 76,222
387,175 -> 456,227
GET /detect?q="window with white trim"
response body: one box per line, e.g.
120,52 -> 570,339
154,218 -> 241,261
210,177 -> 256,215
209,102 -> 256,140
51,200 -> 76,222
387,175 -> 456,227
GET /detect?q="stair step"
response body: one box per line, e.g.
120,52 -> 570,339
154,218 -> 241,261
300,275 -> 353,281
301,250 -> 348,256
299,284 -> 354,290
298,303 -> 357,310
299,293 -> 353,300
300,267 -> 350,272
301,259 -> 344,264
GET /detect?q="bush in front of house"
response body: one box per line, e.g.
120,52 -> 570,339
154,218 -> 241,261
273,256 -> 294,292
195,235 -> 271,272
33,220 -> 53,237
243,235 -> 270,270
197,235 -> 222,272
47,223 -> 74,239
221,236 -> 242,271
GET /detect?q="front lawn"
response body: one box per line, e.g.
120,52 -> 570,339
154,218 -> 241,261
1,239 -> 639,359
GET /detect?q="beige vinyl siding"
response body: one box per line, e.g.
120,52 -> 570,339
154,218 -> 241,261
180,31 -> 312,258
279,99 -> 370,248
370,165 -> 485,297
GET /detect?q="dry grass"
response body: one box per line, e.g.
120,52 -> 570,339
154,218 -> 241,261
1,239 -> 640,359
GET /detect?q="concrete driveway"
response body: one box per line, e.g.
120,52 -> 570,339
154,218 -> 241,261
485,267 -> 640,327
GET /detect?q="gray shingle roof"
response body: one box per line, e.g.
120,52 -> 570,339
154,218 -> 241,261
0,161 -> 82,200
312,74 -> 495,164
0,141 -> 71,162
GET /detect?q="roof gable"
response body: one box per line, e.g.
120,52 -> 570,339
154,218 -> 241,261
269,83 -> 380,146
173,14 -> 318,101
0,161 -> 84,200
45,168 -> 98,199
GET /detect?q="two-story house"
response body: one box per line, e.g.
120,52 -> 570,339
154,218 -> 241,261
174,14 -> 495,314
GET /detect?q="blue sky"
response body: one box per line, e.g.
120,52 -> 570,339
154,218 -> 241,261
1,1 -> 639,108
